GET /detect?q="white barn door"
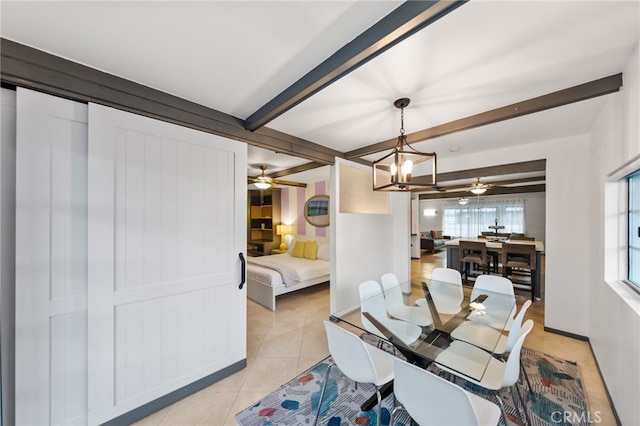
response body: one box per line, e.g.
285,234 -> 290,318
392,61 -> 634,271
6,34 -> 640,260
15,88 -> 89,425
87,103 -> 247,424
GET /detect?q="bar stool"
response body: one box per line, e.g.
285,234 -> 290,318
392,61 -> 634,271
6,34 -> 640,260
501,242 -> 536,300
477,236 -> 499,274
458,240 -> 491,283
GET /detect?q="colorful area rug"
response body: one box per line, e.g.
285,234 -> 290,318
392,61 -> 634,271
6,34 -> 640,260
236,342 -> 590,426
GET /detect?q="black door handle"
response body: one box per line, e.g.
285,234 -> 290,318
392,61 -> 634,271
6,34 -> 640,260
239,252 -> 246,289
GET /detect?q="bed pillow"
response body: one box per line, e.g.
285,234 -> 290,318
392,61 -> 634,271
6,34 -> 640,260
316,243 -> 330,261
304,240 -> 318,260
291,240 -> 306,258
287,238 -> 296,254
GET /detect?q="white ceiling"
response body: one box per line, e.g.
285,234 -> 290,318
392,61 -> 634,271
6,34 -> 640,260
2,1 -> 638,180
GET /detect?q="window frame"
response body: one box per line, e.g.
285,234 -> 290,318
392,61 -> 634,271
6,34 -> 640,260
607,153 -> 640,297
626,171 -> 640,293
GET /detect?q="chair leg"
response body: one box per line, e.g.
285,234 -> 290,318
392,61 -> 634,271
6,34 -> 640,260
514,383 -> 532,426
494,393 -> 508,426
313,362 -> 335,426
530,270 -> 536,301
521,362 -> 533,396
375,388 -> 383,426
509,385 -> 526,425
389,405 -> 407,426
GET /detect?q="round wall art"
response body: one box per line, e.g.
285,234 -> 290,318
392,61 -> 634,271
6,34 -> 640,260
304,195 -> 329,227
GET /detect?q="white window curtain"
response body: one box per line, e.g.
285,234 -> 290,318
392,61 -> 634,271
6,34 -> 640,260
442,199 -> 525,238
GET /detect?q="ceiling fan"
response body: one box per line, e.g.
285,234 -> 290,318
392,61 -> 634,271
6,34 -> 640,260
433,176 -> 546,195
433,177 -> 491,194
247,165 -> 307,188
469,178 -> 491,194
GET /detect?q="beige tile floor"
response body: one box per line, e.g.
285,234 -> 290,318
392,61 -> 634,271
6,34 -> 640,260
136,251 -> 616,425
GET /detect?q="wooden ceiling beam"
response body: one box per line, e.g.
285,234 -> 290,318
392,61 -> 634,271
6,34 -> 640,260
435,159 -> 546,182
407,159 -> 546,186
345,74 -> 623,159
418,184 -> 546,199
243,0 -> 467,131
0,38 -> 341,165
435,175 -> 545,191
268,156 -> 373,179
267,162 -> 325,179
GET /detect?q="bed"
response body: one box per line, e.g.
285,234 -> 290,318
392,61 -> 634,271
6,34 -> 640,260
246,240 -> 330,310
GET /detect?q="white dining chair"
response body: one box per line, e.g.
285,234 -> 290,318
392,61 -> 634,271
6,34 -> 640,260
470,274 -> 517,330
471,274 -> 515,299
390,358 -> 501,426
380,273 -> 432,327
359,280 -> 422,346
315,320 -> 396,426
426,267 -> 464,315
434,319 -> 534,425
451,300 -> 532,355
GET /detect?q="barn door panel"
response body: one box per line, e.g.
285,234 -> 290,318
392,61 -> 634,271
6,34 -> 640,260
87,103 -> 246,424
15,87 -> 89,425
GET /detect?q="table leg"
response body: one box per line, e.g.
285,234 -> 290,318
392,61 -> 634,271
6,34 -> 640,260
534,251 -> 541,299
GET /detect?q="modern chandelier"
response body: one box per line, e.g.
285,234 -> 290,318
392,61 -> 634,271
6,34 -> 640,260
372,98 -> 437,191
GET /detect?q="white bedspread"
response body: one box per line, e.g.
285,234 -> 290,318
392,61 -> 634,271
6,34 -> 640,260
247,253 -> 330,287
247,263 -> 284,288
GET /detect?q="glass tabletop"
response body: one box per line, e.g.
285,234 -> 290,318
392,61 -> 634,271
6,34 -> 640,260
330,277 -> 516,381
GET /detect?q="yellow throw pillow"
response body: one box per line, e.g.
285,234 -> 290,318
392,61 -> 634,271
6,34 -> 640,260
304,240 -> 318,260
292,241 -> 306,258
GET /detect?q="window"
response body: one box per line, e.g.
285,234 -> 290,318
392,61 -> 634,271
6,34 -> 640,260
443,199 -> 525,238
628,171 -> 640,289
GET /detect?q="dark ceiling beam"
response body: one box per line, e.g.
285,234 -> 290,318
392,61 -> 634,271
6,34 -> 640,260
268,162 -> 325,179
0,38 -> 341,165
270,179 -> 308,188
243,0 -> 468,131
408,159 -> 546,185
345,74 -> 623,159
418,184 -> 546,199
270,156 -> 373,179
252,127 -> 344,164
435,175 -> 545,191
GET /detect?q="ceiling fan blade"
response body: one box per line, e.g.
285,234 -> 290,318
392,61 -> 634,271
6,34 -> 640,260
271,179 -> 307,188
246,177 -> 307,188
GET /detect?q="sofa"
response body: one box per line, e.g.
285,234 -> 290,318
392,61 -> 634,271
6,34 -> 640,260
420,231 -> 451,253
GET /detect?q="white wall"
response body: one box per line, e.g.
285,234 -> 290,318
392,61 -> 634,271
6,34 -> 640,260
431,135 -> 591,336
543,134 -> 591,335
418,192 -> 546,243
330,158 -> 410,314
588,44 -> 640,425
437,43 -> 640,423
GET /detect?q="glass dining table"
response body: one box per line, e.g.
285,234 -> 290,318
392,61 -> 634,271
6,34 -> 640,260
330,277 -> 516,384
